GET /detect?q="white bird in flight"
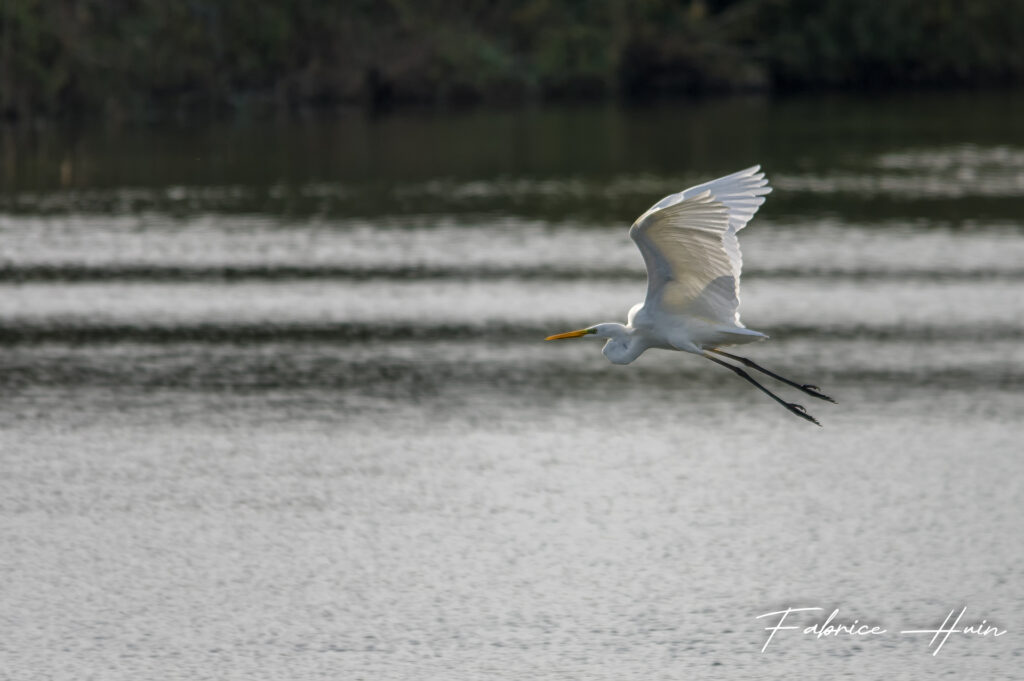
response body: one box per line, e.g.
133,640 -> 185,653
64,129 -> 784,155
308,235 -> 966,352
545,166 -> 835,425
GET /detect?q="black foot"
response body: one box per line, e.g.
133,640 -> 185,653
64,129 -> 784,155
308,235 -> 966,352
709,349 -> 837,405
786,402 -> 821,427
800,384 -> 837,404
704,353 -> 826,426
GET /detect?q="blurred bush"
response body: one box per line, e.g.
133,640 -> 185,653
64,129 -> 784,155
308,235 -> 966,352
1,0 -> 1022,121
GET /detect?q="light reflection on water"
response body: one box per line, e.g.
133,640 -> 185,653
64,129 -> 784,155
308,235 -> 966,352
1,97 -> 1023,680
2,215 -> 1024,275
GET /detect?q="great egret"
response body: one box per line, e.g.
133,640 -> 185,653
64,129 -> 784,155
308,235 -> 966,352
545,166 -> 835,425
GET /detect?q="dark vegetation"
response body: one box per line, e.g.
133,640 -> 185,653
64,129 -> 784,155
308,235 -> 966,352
2,0 -> 1023,122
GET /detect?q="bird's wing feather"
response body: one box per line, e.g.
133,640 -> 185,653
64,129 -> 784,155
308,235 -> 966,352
629,166 -> 771,326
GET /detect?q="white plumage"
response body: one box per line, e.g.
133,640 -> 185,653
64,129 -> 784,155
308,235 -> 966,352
546,166 -> 835,425
631,165 -> 770,328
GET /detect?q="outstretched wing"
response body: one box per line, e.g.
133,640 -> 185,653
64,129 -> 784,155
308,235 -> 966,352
628,166 -> 771,326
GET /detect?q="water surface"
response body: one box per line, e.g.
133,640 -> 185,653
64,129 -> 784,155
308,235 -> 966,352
2,93 -> 1023,679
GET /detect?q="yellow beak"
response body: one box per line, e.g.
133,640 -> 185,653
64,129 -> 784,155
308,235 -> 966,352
545,328 -> 592,340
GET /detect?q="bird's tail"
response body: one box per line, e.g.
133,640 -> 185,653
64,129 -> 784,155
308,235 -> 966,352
714,326 -> 768,345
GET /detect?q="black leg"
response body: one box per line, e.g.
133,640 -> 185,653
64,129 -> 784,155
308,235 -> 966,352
704,353 -> 822,426
709,348 -> 836,403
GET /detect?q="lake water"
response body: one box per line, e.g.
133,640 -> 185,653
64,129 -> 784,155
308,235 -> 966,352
2,92 -> 1023,680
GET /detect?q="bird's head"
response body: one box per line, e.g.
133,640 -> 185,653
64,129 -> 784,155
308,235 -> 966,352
546,323 -> 637,364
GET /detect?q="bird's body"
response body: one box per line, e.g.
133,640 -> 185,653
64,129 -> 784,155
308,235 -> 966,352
546,166 -> 835,425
